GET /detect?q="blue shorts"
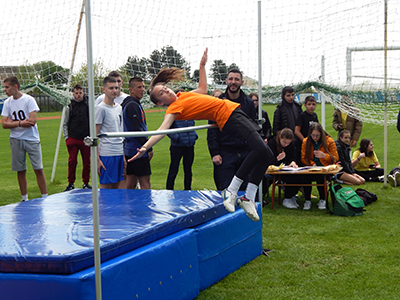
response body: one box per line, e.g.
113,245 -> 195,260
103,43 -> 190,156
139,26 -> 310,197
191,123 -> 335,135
99,155 -> 124,184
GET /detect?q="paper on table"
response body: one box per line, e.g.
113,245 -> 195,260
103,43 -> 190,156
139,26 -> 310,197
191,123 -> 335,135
280,166 -> 311,171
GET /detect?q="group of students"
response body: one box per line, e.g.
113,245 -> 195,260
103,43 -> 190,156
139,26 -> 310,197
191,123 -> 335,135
3,48 -> 391,223
267,95 -> 386,211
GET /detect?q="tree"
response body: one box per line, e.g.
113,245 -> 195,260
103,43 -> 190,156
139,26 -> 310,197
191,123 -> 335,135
32,61 -> 69,87
210,59 -> 228,85
192,69 -> 200,83
123,55 -> 148,80
147,49 -> 163,79
70,61 -> 109,95
228,63 -> 241,73
146,46 -> 191,80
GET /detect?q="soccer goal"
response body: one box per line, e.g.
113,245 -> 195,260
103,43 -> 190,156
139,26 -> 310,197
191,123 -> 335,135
0,0 -> 399,175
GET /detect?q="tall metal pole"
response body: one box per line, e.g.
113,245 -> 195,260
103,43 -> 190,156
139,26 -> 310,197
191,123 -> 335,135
383,0 -> 388,187
321,55 -> 325,129
257,1 -> 263,205
84,0 -> 102,299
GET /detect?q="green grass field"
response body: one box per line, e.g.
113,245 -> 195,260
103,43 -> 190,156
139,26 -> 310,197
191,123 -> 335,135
1,104 -> 400,299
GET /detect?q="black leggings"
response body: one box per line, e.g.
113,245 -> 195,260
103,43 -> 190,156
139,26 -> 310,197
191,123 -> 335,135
355,168 -> 384,181
235,131 -> 273,185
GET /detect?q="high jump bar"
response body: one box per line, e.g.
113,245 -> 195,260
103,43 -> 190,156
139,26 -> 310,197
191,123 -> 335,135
98,124 -> 217,138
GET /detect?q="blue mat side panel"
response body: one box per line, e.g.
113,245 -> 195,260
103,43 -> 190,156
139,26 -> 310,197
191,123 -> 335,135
195,205 -> 263,290
0,229 -> 200,300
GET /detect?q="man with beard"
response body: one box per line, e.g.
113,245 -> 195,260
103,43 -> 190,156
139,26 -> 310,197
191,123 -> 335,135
207,69 -> 257,190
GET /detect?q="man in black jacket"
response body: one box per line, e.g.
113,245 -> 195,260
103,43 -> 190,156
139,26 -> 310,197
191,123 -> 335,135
273,86 -> 303,163
63,84 -> 91,191
207,69 -> 257,190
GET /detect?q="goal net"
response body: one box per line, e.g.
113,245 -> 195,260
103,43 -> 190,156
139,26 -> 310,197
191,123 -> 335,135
0,0 -> 399,123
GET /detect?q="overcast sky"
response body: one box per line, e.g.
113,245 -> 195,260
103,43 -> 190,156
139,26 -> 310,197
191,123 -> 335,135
1,0 -> 399,87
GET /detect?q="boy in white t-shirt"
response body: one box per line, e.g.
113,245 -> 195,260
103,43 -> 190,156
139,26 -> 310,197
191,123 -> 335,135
94,71 -> 128,106
95,76 -> 125,189
1,76 -> 48,201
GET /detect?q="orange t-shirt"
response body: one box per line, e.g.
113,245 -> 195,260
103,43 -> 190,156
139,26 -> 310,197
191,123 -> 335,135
165,92 -> 240,130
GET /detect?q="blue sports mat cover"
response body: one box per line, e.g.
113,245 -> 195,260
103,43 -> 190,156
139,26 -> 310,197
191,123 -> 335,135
0,189 -> 228,274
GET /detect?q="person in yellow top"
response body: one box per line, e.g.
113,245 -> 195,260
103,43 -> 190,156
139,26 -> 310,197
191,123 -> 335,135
301,123 -> 339,210
352,138 -> 384,182
128,48 -> 273,222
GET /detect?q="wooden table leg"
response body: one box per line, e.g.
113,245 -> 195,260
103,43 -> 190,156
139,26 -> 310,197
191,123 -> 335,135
271,175 -> 276,209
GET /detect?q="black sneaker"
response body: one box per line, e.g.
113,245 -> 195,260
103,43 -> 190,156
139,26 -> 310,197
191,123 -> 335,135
82,184 -> 92,189
64,184 -> 74,192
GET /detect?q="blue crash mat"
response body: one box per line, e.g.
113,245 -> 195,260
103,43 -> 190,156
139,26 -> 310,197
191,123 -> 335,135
0,189 -> 228,274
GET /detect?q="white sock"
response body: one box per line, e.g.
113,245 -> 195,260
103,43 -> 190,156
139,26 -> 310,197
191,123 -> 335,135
41,194 -> 48,198
245,183 -> 258,202
21,194 -> 28,201
227,176 -> 243,195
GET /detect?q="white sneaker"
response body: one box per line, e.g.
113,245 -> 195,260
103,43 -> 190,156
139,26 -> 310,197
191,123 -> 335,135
395,172 -> 400,186
238,196 -> 260,222
222,189 -> 237,213
291,196 -> 299,208
388,174 -> 396,187
303,200 -> 312,210
317,200 -> 326,210
283,198 -> 297,209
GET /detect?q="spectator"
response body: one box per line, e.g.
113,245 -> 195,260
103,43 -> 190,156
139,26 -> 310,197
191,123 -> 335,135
95,71 -> 129,106
352,138 -> 384,182
266,128 -> 301,209
1,76 -> 47,201
334,130 -> 365,185
207,69 -> 257,191
332,95 -> 363,147
387,163 -> 400,187
212,89 -> 223,97
301,123 -> 338,210
121,77 -> 153,189
273,86 -> 303,162
166,119 -> 198,190
95,76 -> 125,189
62,84 -> 91,191
249,92 -> 271,141
273,86 -> 302,136
295,95 -> 319,142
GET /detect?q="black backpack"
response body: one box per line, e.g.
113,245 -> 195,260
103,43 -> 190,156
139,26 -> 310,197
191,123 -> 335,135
355,188 -> 377,206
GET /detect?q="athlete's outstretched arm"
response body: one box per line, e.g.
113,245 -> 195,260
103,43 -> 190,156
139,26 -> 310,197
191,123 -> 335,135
128,113 -> 178,162
192,48 -> 208,95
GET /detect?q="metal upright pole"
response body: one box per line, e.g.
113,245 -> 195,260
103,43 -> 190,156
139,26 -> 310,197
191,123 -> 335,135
320,55 -> 325,130
383,0 -> 388,187
257,0 -> 263,205
84,0 -> 102,299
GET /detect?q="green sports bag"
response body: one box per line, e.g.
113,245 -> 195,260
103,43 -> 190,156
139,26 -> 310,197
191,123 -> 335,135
328,184 -> 365,217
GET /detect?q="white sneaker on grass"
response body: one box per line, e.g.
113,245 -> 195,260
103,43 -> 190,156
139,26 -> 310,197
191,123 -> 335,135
291,196 -> 299,208
317,200 -> 326,210
221,189 -> 237,213
303,200 -> 312,210
395,172 -> 400,186
283,198 -> 297,209
238,196 -> 260,222
388,174 -> 396,187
